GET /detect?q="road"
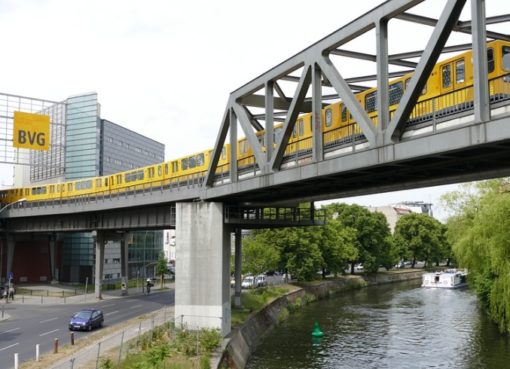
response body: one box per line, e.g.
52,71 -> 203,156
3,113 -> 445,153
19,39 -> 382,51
0,289 -> 174,369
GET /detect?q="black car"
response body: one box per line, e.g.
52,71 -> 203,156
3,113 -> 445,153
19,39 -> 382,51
69,308 -> 104,331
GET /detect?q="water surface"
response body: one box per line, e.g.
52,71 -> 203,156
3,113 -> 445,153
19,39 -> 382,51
246,281 -> 510,369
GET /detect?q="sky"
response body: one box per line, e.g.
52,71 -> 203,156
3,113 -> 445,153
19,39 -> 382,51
0,0 -> 508,221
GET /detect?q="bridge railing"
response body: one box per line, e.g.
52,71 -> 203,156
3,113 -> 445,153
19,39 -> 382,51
224,205 -> 326,227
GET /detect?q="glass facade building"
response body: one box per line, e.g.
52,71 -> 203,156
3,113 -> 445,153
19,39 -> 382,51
65,93 -> 100,180
59,93 -> 164,283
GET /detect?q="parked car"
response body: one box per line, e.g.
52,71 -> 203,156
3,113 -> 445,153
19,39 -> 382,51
69,308 -> 104,331
255,275 -> 267,287
241,275 -> 255,289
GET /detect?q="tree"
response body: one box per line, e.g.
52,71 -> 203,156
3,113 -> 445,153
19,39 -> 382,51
446,179 -> 510,333
394,213 -> 449,268
156,252 -> 168,288
325,203 -> 393,273
242,234 -> 279,276
315,219 -> 358,278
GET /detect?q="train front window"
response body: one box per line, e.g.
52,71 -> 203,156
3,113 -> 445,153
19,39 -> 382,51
455,59 -> 465,84
442,64 -> 451,88
182,158 -> 189,170
503,46 -> 510,71
488,48 -> 494,73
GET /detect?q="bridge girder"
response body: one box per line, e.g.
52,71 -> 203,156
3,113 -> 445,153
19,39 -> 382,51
205,0 -> 509,187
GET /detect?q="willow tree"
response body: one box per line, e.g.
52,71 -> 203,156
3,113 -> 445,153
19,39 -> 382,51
443,179 -> 510,334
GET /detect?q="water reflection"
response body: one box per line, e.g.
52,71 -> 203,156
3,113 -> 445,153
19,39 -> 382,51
246,280 -> 510,369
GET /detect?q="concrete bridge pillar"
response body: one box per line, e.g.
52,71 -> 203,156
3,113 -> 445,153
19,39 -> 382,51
175,202 -> 232,336
49,233 -> 57,282
121,232 -> 129,295
6,233 -> 15,281
234,227 -> 242,308
93,230 -> 105,300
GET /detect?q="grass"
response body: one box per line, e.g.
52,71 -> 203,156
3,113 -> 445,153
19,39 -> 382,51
231,285 -> 295,326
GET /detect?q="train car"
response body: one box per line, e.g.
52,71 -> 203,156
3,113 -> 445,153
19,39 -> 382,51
3,41 -> 510,205
108,163 -> 167,194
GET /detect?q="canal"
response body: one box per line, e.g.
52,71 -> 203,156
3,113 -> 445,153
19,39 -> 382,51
246,280 -> 510,369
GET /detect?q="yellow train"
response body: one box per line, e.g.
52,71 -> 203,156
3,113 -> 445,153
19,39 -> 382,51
1,40 -> 510,206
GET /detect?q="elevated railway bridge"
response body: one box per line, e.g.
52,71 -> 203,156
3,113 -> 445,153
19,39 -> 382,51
2,0 -> 510,335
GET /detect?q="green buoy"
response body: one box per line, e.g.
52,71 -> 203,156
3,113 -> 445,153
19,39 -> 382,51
312,321 -> 324,337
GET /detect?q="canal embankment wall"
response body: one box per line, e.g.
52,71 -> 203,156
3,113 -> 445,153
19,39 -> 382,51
217,270 -> 424,369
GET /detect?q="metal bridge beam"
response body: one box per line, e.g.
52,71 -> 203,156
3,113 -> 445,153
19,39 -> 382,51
471,0 -> 490,123
386,0 -> 467,142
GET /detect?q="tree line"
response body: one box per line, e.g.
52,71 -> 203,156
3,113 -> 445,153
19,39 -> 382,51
240,202 -> 450,281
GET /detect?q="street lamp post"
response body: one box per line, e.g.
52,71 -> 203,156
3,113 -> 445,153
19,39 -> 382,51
0,198 -> 27,215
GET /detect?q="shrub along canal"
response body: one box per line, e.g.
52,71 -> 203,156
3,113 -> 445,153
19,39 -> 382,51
245,280 -> 510,369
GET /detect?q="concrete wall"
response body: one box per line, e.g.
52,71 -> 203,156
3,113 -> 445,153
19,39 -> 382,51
175,202 -> 231,336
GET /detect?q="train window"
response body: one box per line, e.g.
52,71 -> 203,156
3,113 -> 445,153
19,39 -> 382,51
76,180 -> 92,190
116,174 -> 122,184
50,185 -> 55,194
32,187 -> 47,195
105,178 -> 108,186
125,170 -> 144,183
189,156 -> 196,168
365,91 -> 377,113
196,153 -> 205,166
503,46 -> 510,70
164,164 -> 169,175
182,158 -> 188,170
389,82 -> 403,105
325,109 -> 332,127
442,64 -> 451,88
488,48 -> 494,73
341,106 -> 347,122
157,166 -> 162,176
56,185 -> 60,193
172,161 -> 179,172
455,59 -> 465,84
68,183 -> 73,192
148,167 -> 155,178
96,179 -> 102,188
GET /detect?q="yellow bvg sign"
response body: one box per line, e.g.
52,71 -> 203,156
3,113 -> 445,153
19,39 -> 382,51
13,111 -> 50,151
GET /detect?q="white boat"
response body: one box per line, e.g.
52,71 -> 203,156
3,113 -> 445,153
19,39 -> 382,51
421,269 -> 468,288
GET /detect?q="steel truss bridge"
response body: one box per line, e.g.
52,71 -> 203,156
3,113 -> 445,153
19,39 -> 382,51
2,0 -> 510,232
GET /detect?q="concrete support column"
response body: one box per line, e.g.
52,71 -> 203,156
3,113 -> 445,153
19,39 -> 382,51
234,228 -> 242,308
121,233 -> 130,295
175,202 -> 231,336
49,234 -> 57,282
93,230 -> 105,300
6,233 -> 15,280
